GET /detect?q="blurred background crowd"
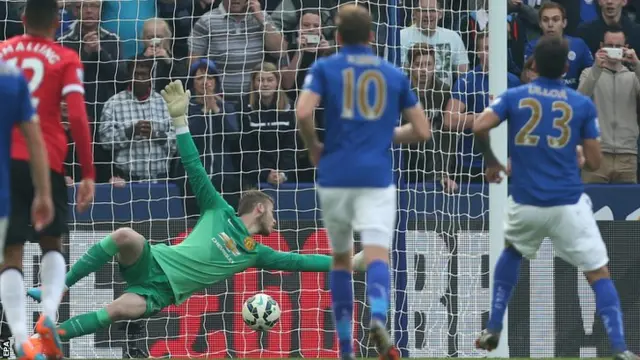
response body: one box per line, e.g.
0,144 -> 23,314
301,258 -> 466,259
0,0 -> 639,214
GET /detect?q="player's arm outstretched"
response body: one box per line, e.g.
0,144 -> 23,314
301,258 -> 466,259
255,246 -> 368,272
15,72 -> 54,230
161,80 -> 229,212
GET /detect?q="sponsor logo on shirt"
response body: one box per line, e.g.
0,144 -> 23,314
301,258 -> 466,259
220,232 -> 240,255
244,236 -> 256,251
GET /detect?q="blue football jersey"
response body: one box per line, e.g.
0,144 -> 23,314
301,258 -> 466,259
0,62 -> 36,218
488,77 -> 599,207
524,36 -> 594,89
303,45 -> 419,187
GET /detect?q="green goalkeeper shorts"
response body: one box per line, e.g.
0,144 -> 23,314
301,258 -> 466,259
119,239 -> 175,317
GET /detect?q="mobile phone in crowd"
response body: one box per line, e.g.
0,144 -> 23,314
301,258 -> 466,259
305,34 -> 320,45
603,47 -> 623,60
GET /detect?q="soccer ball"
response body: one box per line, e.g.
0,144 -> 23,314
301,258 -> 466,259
242,293 -> 281,331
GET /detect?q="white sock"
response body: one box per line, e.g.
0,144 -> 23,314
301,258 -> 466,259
40,251 -> 66,320
0,269 -> 28,346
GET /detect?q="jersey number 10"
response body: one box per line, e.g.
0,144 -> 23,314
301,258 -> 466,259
341,68 -> 387,121
6,57 -> 44,110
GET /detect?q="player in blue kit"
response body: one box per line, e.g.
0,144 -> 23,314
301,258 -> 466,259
472,35 -> 638,360
295,4 -> 431,360
0,61 -> 54,360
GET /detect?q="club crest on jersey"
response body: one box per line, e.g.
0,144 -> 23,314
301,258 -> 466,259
244,237 -> 256,251
220,232 -> 240,255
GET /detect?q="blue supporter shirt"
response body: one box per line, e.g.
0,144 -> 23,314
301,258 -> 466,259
524,36 -> 593,89
303,45 -> 419,188
451,66 -> 521,170
488,77 -> 600,207
0,62 -> 36,217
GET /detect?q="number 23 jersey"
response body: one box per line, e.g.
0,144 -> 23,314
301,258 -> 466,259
0,35 -> 85,173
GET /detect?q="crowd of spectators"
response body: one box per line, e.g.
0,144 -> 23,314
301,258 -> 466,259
1,0 -> 640,213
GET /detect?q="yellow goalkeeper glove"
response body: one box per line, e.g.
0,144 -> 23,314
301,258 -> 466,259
161,80 -> 191,128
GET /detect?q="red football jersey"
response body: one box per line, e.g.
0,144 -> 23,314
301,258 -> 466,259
0,35 -> 94,179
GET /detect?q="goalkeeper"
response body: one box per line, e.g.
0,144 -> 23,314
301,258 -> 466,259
28,80 -> 365,343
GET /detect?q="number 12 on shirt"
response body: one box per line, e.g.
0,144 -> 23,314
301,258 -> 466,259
6,57 -> 44,110
341,68 -> 387,121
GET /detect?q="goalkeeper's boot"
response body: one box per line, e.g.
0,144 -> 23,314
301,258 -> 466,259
35,315 -> 63,360
475,329 -> 500,351
614,350 -> 640,360
13,339 -> 46,360
369,319 -> 400,360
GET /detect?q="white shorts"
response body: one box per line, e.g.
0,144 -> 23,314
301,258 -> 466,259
0,217 -> 6,263
317,186 -> 396,253
504,193 -> 609,272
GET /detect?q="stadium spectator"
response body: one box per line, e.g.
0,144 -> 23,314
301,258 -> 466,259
578,27 -> 640,184
520,56 -> 538,84
137,18 -> 188,92
189,0 -> 287,102
240,62 -> 297,186
281,10 -> 333,99
101,0 -> 156,58
445,32 -> 521,183
577,0 -> 640,56
404,43 -> 458,192
459,4 -> 525,76
553,0 -> 600,35
175,58 -> 242,215
156,0 -> 215,59
400,0 -> 469,85
271,0 -> 336,47
58,0 -> 124,183
99,57 -> 176,181
56,0 -> 75,39
524,2 -> 593,89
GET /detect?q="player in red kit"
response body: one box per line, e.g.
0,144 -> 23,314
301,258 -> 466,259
0,0 -> 95,359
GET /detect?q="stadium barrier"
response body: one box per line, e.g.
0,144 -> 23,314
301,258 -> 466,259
6,183 -> 640,358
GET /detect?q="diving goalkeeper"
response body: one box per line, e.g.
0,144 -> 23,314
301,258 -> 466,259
27,80 -> 365,344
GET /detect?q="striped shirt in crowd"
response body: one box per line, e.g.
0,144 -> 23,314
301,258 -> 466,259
189,3 -> 280,97
99,90 -> 176,180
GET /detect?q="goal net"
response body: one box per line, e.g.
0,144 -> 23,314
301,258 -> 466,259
4,0 -> 640,359
5,0 -> 494,358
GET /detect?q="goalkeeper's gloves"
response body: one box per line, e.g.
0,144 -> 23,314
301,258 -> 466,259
160,80 -> 191,128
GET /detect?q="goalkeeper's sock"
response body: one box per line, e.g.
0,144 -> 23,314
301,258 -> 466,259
40,250 -> 66,320
366,260 -> 390,324
487,246 -> 522,333
0,268 -> 28,347
330,270 -> 354,356
66,235 -> 119,288
592,278 -> 628,353
58,308 -> 112,341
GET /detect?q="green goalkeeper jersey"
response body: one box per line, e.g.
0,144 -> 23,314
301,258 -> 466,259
151,131 -> 331,305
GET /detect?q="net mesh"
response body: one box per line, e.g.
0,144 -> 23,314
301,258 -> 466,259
3,0 -> 498,358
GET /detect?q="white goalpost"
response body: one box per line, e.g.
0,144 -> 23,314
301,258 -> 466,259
487,0 -> 509,357
3,0 -> 516,358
